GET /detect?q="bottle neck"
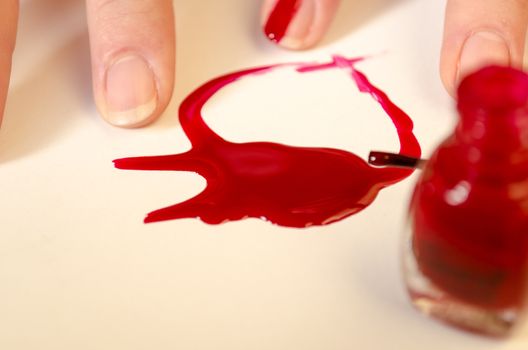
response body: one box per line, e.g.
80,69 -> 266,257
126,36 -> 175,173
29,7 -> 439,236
456,108 -> 528,155
441,66 -> 528,182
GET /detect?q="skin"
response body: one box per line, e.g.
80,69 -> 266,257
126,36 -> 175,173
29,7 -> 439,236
0,0 -> 527,128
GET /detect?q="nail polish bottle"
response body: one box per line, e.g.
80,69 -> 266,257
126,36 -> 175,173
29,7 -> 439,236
404,66 -> 528,337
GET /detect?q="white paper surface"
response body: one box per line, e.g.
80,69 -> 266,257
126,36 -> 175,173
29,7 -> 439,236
2,0 -> 527,349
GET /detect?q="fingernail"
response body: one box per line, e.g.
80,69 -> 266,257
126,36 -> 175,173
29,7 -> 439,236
263,0 -> 314,49
458,31 -> 510,83
104,54 -> 158,127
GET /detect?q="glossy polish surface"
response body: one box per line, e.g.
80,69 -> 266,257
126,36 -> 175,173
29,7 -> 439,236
114,56 -> 421,227
264,0 -> 302,43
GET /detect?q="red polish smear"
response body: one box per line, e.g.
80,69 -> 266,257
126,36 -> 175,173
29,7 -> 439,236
114,56 -> 421,227
411,66 -> 528,310
264,0 -> 302,43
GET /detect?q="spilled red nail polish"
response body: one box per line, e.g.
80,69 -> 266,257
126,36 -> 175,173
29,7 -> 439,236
114,56 -> 421,227
264,0 -> 302,43
405,66 -> 528,336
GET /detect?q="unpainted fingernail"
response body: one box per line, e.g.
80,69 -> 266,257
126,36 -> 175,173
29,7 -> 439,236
104,54 -> 158,127
457,31 -> 510,84
263,0 -> 314,49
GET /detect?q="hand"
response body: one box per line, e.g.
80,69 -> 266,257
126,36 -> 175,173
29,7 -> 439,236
439,0 -> 528,95
0,0 -> 176,128
261,0 -> 528,96
1,1 -> 525,129
0,0 -> 331,128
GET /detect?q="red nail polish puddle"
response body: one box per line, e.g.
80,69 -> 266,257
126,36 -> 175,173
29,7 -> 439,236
264,0 -> 302,43
114,56 -> 421,227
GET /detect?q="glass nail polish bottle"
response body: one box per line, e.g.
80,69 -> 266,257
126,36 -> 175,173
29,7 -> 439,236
404,66 -> 528,337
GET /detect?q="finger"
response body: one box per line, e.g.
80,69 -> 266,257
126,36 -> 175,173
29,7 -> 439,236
86,0 -> 175,128
0,0 -> 19,126
440,0 -> 528,96
261,0 -> 340,50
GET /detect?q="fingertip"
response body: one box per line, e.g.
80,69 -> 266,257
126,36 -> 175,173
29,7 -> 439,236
98,53 -> 172,128
87,0 -> 175,128
441,0 -> 528,98
261,0 -> 340,50
101,53 -> 160,128
441,31 -> 519,99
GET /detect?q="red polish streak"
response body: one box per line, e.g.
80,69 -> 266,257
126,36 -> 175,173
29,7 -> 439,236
264,0 -> 302,43
411,67 -> 528,312
114,56 -> 421,227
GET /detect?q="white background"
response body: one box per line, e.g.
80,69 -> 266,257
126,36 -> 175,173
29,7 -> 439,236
2,0 -> 527,349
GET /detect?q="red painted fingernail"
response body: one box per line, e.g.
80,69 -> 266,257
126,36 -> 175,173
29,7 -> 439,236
264,0 -> 303,43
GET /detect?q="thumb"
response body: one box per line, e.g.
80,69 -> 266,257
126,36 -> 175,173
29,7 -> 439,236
440,0 -> 528,96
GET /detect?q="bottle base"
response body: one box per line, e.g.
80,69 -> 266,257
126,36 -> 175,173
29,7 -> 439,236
403,230 -> 521,337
